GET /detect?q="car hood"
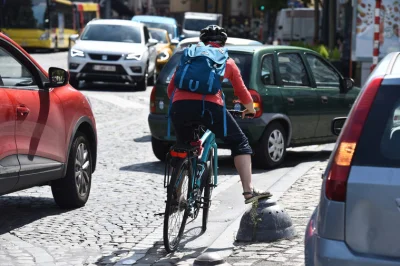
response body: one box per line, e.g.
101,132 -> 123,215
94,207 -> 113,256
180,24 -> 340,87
73,40 -> 147,54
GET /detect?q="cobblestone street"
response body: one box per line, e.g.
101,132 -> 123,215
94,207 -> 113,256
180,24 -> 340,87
0,51 -> 333,266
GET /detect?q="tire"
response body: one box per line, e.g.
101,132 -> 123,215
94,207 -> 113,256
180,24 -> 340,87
163,158 -> 191,253
51,132 -> 92,209
152,137 -> 171,162
69,76 -> 79,89
253,122 -> 287,169
136,67 -> 148,91
202,149 -> 214,233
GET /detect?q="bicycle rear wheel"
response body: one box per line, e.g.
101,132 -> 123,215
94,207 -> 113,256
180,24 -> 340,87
202,149 -> 214,233
163,157 -> 192,253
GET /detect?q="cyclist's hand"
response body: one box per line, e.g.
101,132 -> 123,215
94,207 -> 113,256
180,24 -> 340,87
242,108 -> 256,119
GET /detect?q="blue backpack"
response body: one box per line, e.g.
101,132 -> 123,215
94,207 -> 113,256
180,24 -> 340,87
174,42 -> 229,94
167,42 -> 230,139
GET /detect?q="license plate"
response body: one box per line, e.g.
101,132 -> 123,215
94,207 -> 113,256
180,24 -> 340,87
93,65 -> 116,72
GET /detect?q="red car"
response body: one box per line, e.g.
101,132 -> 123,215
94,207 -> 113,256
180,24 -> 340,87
0,33 -> 97,209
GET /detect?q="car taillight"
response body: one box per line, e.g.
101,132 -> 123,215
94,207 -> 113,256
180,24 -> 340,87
150,86 -> 156,113
325,76 -> 384,202
249,89 -> 263,118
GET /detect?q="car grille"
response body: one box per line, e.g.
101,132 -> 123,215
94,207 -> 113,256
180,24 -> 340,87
88,53 -> 121,61
81,63 -> 128,75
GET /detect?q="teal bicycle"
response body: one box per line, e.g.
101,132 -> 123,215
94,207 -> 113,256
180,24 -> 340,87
162,110 -> 253,253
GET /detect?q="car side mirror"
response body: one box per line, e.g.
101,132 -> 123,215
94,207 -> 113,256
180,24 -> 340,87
179,34 -> 185,41
44,67 -> 69,89
341,77 -> 354,93
148,38 -> 158,46
331,117 -> 347,136
171,39 -> 179,46
69,34 -> 79,42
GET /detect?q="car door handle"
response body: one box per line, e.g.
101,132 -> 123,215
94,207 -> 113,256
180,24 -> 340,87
321,96 -> 328,103
17,106 -> 30,116
287,97 -> 294,105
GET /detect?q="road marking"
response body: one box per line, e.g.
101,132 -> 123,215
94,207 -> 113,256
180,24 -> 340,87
83,92 -> 148,109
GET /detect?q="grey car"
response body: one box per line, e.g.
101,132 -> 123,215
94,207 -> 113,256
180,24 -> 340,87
305,52 -> 400,266
68,19 -> 158,90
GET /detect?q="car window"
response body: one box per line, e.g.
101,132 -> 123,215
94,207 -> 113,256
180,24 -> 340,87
305,54 -> 340,88
261,54 -> 276,85
158,52 -> 252,88
277,53 -> 310,87
184,19 -> 218,31
353,84 -> 400,167
135,21 -> 176,39
0,47 -> 34,87
149,30 -> 167,44
81,24 -> 142,43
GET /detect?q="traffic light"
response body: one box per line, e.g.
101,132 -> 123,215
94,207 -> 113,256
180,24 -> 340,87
259,5 -> 265,11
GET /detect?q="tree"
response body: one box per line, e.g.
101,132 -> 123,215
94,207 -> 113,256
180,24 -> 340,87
314,0 -> 319,43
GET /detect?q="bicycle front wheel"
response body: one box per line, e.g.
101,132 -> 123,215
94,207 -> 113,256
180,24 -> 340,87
202,149 -> 214,233
163,157 -> 192,253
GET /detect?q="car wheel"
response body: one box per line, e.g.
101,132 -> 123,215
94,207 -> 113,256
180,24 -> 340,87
69,76 -> 79,89
253,122 -> 287,169
51,132 -> 92,209
152,136 -> 170,162
136,68 -> 148,91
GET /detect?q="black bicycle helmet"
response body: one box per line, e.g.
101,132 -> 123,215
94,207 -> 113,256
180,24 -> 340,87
200,25 -> 228,44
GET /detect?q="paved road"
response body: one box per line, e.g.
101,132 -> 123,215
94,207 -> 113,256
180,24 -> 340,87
0,51 -> 333,266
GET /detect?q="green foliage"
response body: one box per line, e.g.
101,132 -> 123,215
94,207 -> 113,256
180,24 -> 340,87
289,41 -> 341,61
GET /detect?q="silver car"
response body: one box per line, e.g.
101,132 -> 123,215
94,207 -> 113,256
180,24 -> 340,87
68,19 -> 158,90
305,52 -> 400,266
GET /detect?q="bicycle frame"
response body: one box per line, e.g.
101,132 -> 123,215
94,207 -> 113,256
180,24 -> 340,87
191,129 -> 218,189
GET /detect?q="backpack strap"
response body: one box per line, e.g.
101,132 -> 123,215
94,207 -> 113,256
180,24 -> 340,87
166,87 -> 177,139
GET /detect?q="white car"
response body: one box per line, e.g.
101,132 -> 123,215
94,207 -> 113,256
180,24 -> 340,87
174,37 -> 263,53
68,19 -> 158,91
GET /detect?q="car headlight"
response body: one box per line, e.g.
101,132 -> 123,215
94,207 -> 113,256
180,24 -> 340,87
125,53 -> 143,60
157,50 -> 170,61
70,48 -> 85,57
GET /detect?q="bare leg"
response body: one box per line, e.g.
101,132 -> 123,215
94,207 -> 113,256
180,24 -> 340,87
234,154 -> 272,202
234,154 -> 253,199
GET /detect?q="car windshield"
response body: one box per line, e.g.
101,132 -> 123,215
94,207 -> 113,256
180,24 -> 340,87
137,21 -> 176,39
81,24 -> 142,43
158,52 -> 252,87
0,0 -> 48,29
184,19 -> 218,31
149,30 -> 167,44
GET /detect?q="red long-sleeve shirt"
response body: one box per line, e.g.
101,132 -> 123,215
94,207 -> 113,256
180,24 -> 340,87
167,53 -> 253,106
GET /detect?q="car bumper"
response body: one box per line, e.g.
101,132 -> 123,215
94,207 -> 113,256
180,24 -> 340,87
305,208 -> 400,266
68,53 -> 147,83
148,113 -> 268,147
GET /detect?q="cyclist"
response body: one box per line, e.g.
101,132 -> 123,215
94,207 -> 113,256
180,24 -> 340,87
167,25 -> 272,204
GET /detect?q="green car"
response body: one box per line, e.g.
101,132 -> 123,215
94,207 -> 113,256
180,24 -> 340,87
148,45 -> 360,169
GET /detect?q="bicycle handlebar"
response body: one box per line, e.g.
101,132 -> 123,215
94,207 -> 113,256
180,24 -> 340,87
227,110 -> 255,118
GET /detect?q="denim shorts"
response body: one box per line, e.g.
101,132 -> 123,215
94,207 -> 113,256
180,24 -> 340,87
170,100 -> 253,157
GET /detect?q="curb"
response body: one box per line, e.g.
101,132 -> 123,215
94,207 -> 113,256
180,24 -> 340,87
202,159 -> 321,260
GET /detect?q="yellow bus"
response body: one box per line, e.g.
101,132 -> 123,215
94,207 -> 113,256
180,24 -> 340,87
0,0 -> 100,50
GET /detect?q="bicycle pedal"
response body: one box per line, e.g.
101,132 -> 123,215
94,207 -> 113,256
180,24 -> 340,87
154,212 -> 165,217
